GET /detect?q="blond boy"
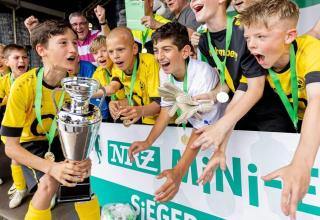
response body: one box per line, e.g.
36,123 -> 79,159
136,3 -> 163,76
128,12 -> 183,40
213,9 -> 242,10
241,0 -> 320,218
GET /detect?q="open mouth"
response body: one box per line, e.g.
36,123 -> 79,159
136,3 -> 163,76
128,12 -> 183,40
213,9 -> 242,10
160,61 -> 170,69
115,61 -> 124,66
254,54 -> 265,65
67,56 -> 76,62
193,4 -> 204,13
98,59 -> 107,66
17,65 -> 26,72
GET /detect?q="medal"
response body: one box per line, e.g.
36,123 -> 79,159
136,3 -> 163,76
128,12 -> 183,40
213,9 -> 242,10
142,48 -> 147,53
44,151 -> 55,162
181,134 -> 190,145
217,91 -> 229,103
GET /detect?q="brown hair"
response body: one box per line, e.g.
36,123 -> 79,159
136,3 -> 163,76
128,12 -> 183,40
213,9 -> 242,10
30,20 -> 76,50
90,35 -> 107,54
239,0 -> 299,28
3,44 -> 27,59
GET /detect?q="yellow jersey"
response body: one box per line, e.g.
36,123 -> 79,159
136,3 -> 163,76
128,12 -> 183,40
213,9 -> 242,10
92,66 -> 125,100
111,53 -> 160,124
266,35 -> 320,119
1,68 -> 67,143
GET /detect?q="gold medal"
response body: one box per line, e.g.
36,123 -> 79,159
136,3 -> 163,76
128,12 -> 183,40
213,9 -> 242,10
44,151 -> 55,162
181,134 -> 190,145
142,48 -> 147,53
123,119 -> 132,127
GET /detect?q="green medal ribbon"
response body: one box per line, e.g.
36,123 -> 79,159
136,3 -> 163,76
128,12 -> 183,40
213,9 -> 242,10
35,67 -> 65,150
268,44 -> 298,130
141,28 -> 150,51
9,72 -> 14,85
122,58 -> 138,106
105,68 -> 116,101
169,62 -> 188,130
207,16 -> 234,87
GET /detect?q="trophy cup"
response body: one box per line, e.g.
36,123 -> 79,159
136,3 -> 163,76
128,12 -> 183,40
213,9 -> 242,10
52,77 -> 104,203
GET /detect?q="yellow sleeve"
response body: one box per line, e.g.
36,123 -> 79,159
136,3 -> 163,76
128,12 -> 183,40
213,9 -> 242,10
146,56 -> 160,99
1,79 -> 29,134
154,14 -> 171,24
299,35 -> 320,84
0,76 -> 6,99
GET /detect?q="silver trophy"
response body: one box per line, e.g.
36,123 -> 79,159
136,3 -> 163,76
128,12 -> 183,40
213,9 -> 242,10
52,77 -> 104,203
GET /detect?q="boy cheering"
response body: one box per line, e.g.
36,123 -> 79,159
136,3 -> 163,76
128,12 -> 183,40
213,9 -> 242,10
1,20 -> 100,220
241,0 -> 320,218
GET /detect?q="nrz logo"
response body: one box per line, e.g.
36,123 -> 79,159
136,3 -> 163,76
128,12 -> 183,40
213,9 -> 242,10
108,140 -> 161,175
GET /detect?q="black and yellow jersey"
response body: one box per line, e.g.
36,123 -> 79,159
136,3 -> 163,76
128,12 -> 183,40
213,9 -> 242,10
92,66 -> 125,100
111,53 -> 160,124
0,68 -> 67,143
198,15 -> 265,92
267,35 -> 320,120
198,16 -> 295,132
0,73 -> 12,107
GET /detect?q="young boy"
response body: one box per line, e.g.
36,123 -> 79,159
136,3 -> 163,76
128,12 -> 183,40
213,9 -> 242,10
128,22 -> 224,202
102,27 -> 161,125
189,0 -> 298,171
240,0 -> 320,218
0,44 -> 29,208
0,20 -> 100,219
90,35 -> 125,121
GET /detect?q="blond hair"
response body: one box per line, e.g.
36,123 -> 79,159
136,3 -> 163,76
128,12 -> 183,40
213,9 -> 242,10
239,0 -> 299,28
90,35 -> 107,54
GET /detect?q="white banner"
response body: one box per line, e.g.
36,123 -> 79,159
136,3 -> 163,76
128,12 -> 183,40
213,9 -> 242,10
90,123 -> 320,220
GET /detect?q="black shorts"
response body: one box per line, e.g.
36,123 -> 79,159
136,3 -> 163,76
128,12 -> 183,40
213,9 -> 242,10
21,137 -> 64,193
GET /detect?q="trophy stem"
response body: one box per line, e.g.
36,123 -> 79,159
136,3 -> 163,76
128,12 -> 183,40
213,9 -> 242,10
70,98 -> 90,115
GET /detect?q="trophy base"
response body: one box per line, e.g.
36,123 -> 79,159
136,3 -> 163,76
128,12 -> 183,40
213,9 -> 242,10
57,178 -> 92,203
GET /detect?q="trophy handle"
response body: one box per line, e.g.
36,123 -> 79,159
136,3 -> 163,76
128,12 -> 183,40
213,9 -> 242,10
52,88 -> 64,113
99,85 -> 107,109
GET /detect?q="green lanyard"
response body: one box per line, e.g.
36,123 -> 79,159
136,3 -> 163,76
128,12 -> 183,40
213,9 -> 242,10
141,28 -> 150,50
122,58 -> 138,106
105,68 -> 116,101
207,16 -> 234,87
169,63 -> 188,129
268,44 -> 298,130
9,72 -> 14,85
35,67 -> 65,149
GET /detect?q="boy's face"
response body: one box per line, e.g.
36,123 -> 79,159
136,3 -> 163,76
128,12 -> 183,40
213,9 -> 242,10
165,0 -> 187,14
153,38 -> 187,74
70,16 -> 89,41
5,50 -> 29,76
190,0 -> 219,23
106,36 -> 138,72
92,45 -> 111,68
232,0 -> 253,13
244,20 -> 291,70
38,28 -> 78,72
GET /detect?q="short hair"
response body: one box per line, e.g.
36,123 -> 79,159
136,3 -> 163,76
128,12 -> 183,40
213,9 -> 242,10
30,20 -> 76,49
69,12 -> 87,22
107,26 -> 135,46
3,44 -> 27,59
90,35 -> 107,54
151,22 -> 191,50
239,0 -> 299,28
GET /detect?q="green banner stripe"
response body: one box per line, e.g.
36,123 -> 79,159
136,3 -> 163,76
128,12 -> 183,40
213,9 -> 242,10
293,0 -> 320,8
91,176 -> 225,220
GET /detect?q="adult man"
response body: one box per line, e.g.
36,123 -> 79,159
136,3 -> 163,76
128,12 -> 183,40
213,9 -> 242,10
24,5 -> 110,66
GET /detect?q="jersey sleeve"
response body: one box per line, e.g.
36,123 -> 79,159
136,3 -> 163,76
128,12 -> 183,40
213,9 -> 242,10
1,81 -> 28,137
301,36 -> 320,84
